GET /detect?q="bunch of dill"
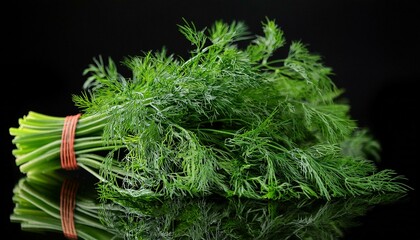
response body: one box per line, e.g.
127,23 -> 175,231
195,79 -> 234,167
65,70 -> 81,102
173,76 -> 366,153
11,19 -> 410,202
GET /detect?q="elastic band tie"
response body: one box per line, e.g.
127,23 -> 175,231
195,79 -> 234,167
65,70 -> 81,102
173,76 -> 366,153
60,114 -> 81,170
60,179 -> 79,239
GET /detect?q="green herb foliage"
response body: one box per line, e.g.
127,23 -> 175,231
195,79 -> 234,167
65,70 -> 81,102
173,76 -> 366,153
11,19 -> 410,202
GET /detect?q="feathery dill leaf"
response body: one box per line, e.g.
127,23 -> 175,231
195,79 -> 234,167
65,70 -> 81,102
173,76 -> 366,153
66,18 -> 414,200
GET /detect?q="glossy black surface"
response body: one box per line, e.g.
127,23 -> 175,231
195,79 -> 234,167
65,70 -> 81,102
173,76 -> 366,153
2,0 -> 418,239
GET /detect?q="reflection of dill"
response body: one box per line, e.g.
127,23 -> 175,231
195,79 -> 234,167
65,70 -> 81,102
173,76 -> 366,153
10,171 -> 118,240
10,171 -> 406,240
101,193 -> 406,240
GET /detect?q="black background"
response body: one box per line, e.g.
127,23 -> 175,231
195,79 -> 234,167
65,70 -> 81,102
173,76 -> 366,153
2,0 -> 419,239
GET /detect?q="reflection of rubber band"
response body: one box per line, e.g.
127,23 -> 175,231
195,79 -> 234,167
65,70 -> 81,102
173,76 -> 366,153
60,179 -> 79,239
60,114 -> 81,170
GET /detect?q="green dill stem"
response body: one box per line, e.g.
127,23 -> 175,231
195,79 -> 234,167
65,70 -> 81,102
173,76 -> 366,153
19,138 -> 123,173
77,154 -> 129,181
10,111 -> 120,174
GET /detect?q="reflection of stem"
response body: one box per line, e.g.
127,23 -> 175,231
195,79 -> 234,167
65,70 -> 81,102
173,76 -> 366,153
10,170 -> 120,240
60,179 -> 79,239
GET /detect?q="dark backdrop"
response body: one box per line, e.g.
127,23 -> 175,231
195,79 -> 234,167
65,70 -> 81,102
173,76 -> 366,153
2,0 -> 419,239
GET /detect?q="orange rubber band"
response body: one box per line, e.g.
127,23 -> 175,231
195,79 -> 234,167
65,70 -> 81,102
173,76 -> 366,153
60,179 -> 79,239
60,114 -> 81,170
